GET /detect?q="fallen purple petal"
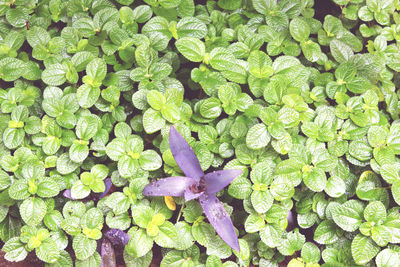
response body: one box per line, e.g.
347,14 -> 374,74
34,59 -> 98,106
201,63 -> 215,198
143,176 -> 195,197
169,126 -> 204,181
204,169 -> 243,194
105,229 -> 130,247
63,189 -> 75,200
199,193 -> 240,252
101,238 -> 116,267
97,178 -> 112,199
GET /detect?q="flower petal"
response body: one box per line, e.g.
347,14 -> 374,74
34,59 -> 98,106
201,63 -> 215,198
169,126 -> 204,180
184,188 -> 204,202
199,194 -> 239,252
204,169 -> 243,194
63,189 -> 75,200
142,176 -> 194,197
105,229 -> 130,247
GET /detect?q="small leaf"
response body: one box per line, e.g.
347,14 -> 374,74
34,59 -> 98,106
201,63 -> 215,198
175,37 -> 205,62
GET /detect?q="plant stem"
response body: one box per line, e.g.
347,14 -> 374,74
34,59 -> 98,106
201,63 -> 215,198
176,203 -> 185,223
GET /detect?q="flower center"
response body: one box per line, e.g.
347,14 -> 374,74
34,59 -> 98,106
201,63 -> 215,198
189,178 -> 206,194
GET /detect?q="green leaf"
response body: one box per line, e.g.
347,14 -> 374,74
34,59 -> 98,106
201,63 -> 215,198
251,190 -> 274,214
160,248 -> 198,267
331,199 -> 365,232
244,214 -> 265,233
209,48 -> 236,71
289,17 -> 311,42
364,201 -> 386,223
47,250 -> 73,267
277,229 -> 305,256
376,249 -> 400,267
37,178 -> 60,198
175,37 -> 205,62
200,98 -> 222,119
131,206 -> 153,228
2,237 -> 28,262
143,108 -> 165,134
246,123 -> 270,150
0,57 -> 26,82
126,228 -> 153,258
303,167 -> 327,192
27,26 -> 50,48
348,141 -> 372,161
392,180 -> 400,206
161,103 -> 181,123
20,197 -> 47,226
71,52 -> 95,72
192,221 -> 215,247
73,235 -> 97,260
139,150 -> 162,171
36,238 -> 60,263
118,156 -> 138,178
351,234 -> 380,265
314,220 -> 341,245
368,126 -> 388,148
71,181 -> 91,200
8,180 -> 29,200
381,163 -> 400,184
330,39 -> 354,63
76,115 -> 98,140
175,222 -> 194,250
146,90 -> 166,110
177,17 -> 207,39
325,176 -> 345,198
154,221 -> 178,248
69,143 -> 89,163
42,64 -> 67,86
228,177 -> 252,199
301,242 -> 320,264
252,0 -> 276,15
260,223 -> 283,248
247,51 -> 273,78
77,85 -> 100,109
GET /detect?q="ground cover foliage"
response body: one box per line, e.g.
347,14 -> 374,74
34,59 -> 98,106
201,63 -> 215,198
0,0 -> 400,266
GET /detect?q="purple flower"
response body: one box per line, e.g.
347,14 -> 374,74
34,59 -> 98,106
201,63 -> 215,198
143,126 -> 242,251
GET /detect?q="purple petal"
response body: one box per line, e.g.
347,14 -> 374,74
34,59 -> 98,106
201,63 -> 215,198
63,189 -> 75,200
97,178 -> 112,199
142,176 -> 194,197
105,229 -> 130,247
184,188 -> 204,202
101,238 -> 116,267
199,194 -> 240,252
204,169 -> 243,194
169,126 -> 204,181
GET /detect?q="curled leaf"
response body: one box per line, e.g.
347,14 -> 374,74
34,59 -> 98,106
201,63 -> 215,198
101,238 -> 116,267
104,229 -> 130,247
164,196 -> 176,210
